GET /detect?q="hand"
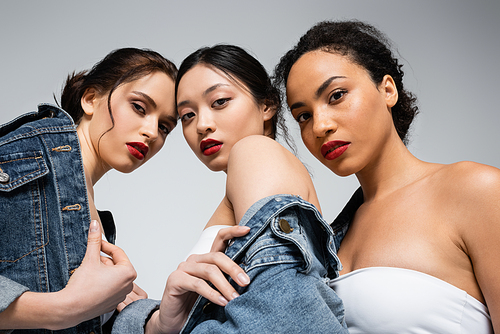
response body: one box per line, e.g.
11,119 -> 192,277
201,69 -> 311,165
60,220 -> 137,325
210,225 -> 250,252
0,220 -> 138,330
145,225 -> 250,334
117,283 -> 148,312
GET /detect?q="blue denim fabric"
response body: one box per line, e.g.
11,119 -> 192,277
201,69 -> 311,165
180,194 -> 348,334
330,187 -> 363,251
0,105 -> 102,333
112,299 -> 160,333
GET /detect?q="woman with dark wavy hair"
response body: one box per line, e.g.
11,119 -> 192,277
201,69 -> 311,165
0,47 -> 177,332
274,20 -> 497,333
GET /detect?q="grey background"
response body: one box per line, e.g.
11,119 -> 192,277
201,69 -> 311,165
1,1 -> 499,299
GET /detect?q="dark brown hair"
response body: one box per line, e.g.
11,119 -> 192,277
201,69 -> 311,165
60,47 -> 177,126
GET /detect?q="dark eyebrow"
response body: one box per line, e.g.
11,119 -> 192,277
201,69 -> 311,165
177,83 -> 230,109
289,102 -> 306,112
290,76 -> 346,112
132,91 -> 157,109
315,76 -> 346,98
203,83 -> 229,96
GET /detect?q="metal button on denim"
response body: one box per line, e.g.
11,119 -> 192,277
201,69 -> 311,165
0,171 -> 9,183
279,219 -> 293,233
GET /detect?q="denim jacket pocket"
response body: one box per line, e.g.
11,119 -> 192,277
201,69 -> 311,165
0,151 -> 48,192
0,150 -> 49,264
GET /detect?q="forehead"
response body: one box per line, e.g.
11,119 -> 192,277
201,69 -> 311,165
288,51 -> 354,84
286,51 -> 370,99
178,65 -> 234,93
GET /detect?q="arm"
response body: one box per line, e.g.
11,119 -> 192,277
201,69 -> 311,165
0,221 -> 136,331
459,163 -> 500,332
143,209 -> 250,334
145,135 -> 320,334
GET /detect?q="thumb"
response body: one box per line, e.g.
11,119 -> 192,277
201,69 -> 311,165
83,220 -> 102,264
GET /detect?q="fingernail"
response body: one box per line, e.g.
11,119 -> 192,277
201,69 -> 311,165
232,292 -> 240,300
89,220 -> 99,233
239,226 -> 250,231
218,296 -> 229,306
238,273 -> 250,285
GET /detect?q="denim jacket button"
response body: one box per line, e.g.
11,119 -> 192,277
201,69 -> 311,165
279,219 -> 293,234
0,171 -> 9,183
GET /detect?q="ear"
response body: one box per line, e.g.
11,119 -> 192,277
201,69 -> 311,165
381,75 -> 398,109
261,102 -> 277,137
80,88 -> 99,116
261,102 -> 277,121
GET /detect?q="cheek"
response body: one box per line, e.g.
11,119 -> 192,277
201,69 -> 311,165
148,140 -> 165,160
300,127 -> 316,152
182,126 -> 198,150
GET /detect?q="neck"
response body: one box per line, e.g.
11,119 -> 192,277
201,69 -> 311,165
355,135 -> 427,202
76,126 -> 110,191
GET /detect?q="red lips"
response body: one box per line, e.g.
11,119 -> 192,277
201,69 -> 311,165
200,138 -> 222,156
127,142 -> 149,160
321,140 -> 350,160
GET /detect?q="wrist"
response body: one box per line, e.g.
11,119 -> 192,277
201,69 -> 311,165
144,310 -> 161,334
0,291 -> 74,331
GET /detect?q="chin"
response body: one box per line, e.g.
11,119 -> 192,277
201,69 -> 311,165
199,156 -> 227,173
205,164 -> 226,173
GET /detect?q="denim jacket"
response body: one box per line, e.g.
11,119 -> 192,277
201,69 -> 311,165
0,104 -> 103,333
113,195 -> 348,334
331,187 -> 363,251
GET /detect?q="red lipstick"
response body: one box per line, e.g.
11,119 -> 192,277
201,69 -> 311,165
200,139 -> 222,156
127,142 -> 149,160
321,141 -> 350,160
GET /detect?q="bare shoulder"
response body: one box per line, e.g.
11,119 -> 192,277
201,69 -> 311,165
432,161 -> 500,237
226,135 -> 320,218
231,135 -> 292,156
436,161 -> 500,197
228,135 -> 302,171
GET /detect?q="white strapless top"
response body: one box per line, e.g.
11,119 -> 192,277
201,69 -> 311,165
329,267 -> 493,333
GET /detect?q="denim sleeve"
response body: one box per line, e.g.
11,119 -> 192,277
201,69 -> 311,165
112,298 -> 160,334
0,275 -> 29,334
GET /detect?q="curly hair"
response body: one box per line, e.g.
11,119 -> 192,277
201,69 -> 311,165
274,20 -> 418,145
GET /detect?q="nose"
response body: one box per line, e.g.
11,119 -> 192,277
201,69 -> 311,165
140,117 -> 159,142
312,108 -> 337,138
196,109 -> 216,134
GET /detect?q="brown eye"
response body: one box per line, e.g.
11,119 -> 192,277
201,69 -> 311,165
132,102 -> 146,114
329,90 -> 347,104
212,98 -> 230,108
180,111 -> 195,123
296,112 -> 312,123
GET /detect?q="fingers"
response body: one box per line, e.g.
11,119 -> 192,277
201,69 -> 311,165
177,252 -> 250,303
83,220 -> 102,264
166,268 -> 230,307
131,283 -> 148,299
116,284 -> 148,312
210,225 -> 250,252
100,240 -> 132,267
189,252 -> 250,287
100,256 -> 114,266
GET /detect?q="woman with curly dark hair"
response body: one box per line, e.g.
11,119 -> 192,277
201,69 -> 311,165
275,20 -> 497,333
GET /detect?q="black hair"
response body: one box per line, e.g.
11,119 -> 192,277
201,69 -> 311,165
175,44 -> 293,148
274,20 -> 418,145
